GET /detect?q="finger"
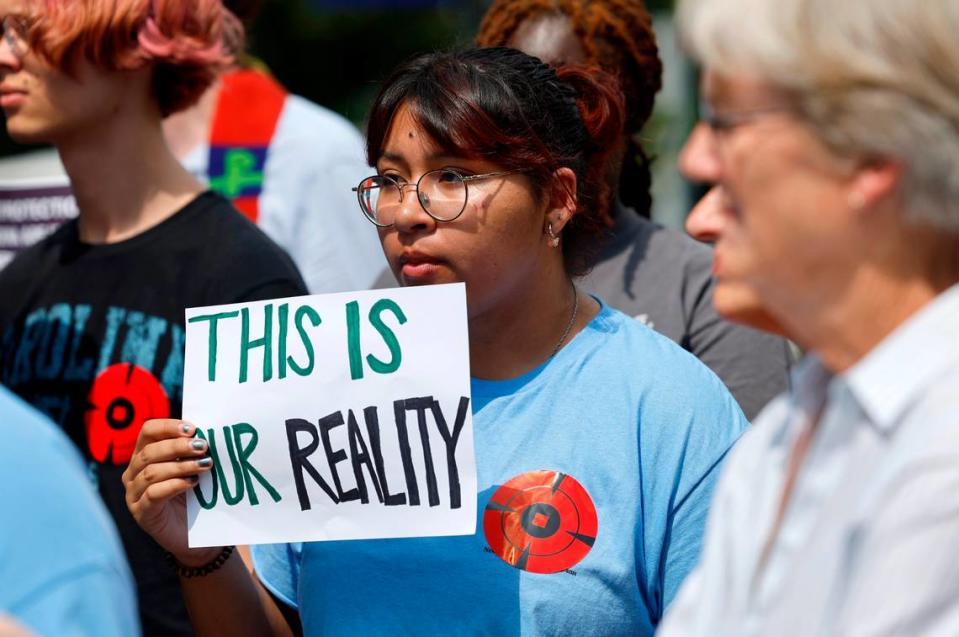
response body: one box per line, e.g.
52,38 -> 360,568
125,421 -> 202,481
137,419 -> 198,448
128,457 -> 214,504
131,478 -> 199,519
128,435 -> 209,478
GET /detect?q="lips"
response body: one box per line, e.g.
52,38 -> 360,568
0,87 -> 27,109
398,251 -> 446,283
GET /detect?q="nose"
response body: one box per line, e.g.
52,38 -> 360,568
679,121 -> 728,243
391,183 -> 437,235
685,187 -> 727,242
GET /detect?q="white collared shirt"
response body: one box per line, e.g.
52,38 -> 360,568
658,284 -> 959,637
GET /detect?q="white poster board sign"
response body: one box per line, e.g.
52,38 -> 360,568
182,283 -> 475,547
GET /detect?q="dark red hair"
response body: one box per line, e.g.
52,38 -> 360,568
366,47 -> 625,275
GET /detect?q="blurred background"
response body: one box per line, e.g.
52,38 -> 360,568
0,0 -> 697,228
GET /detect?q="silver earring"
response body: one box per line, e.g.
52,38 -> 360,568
546,223 -> 560,248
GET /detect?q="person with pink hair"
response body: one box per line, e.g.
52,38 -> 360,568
0,1 -> 305,634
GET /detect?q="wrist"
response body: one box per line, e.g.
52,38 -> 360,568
170,546 -> 232,570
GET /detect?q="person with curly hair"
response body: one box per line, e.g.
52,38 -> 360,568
477,0 -> 792,420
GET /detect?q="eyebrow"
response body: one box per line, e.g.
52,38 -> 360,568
378,150 -> 464,166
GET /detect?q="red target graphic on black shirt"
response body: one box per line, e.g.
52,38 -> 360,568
85,363 -> 170,465
484,470 -> 598,574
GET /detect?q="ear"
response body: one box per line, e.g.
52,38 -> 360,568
544,167 -> 578,234
847,158 -> 901,214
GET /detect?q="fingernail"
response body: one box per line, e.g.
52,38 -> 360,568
188,475 -> 199,485
181,423 -> 193,434
196,457 -> 213,468
191,439 -> 207,451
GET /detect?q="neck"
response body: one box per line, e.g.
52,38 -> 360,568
162,79 -> 221,160
468,254 -> 599,380
780,227 -> 959,373
57,104 -> 204,244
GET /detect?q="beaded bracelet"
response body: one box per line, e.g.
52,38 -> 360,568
167,545 -> 235,578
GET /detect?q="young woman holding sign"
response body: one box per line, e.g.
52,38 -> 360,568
123,47 -> 747,636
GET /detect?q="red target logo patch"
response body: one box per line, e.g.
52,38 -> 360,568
484,470 -> 598,574
85,363 -> 170,465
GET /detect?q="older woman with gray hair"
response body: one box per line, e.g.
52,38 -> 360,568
659,0 -> 959,635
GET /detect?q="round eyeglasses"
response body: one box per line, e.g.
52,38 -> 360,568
2,16 -> 29,60
352,168 -> 519,227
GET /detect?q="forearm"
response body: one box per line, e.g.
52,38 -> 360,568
179,550 -> 292,637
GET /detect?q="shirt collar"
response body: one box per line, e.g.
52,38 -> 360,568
771,355 -> 833,447
842,283 -> 959,433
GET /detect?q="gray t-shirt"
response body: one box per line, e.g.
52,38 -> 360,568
580,207 -> 791,420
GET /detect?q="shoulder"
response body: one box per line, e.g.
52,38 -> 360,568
584,212 -> 714,332
585,304 -> 746,432
0,387 -> 114,535
186,193 -> 288,256
274,96 -> 366,159
180,193 -> 307,300
0,384 -> 84,467
588,305 -> 749,498
589,304 -> 733,400
892,368 -> 959,468
641,220 -> 714,290
266,96 -> 369,196
619,212 -> 713,279
0,220 -> 74,288
0,387 -> 135,613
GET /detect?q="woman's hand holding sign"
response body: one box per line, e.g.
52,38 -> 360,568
123,419 -> 292,637
122,419 -> 223,567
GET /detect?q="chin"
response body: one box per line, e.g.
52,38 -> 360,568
4,120 -> 54,145
713,285 -> 787,336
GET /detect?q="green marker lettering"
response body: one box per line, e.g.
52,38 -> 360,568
346,301 -> 363,380
187,311 -> 239,382
366,299 -> 407,375
290,305 -> 322,376
240,305 -> 273,384
233,423 -> 281,506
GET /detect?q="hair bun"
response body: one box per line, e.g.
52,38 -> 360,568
556,65 -> 625,155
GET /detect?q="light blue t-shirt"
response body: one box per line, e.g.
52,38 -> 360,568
0,385 -> 140,636
253,303 -> 747,636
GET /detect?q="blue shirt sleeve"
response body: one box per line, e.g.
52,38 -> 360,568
251,542 -> 303,610
635,341 -> 748,622
660,433 -> 736,608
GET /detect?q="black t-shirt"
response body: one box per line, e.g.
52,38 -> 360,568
0,192 -> 307,636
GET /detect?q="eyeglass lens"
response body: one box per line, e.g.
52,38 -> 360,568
2,17 -> 28,58
358,169 -> 467,226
